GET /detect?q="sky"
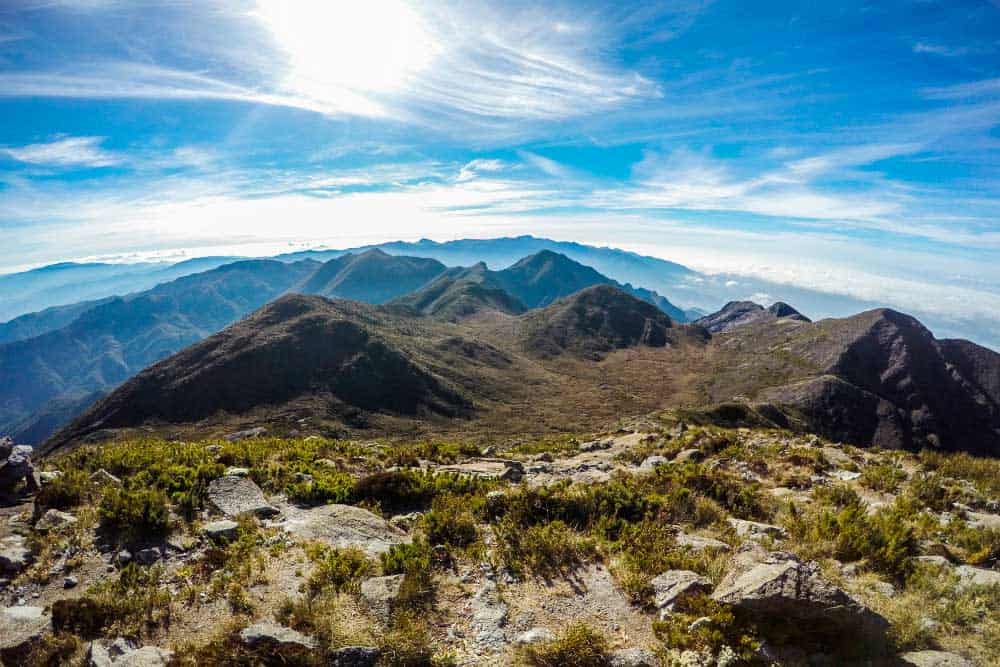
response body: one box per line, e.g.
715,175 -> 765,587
1,0 -> 999,342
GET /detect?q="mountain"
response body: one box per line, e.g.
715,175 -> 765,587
47,286 -> 704,452
297,249 -> 448,303
694,300 -> 809,333
0,297 -> 116,344
48,296 -> 1000,457
395,250 -> 687,322
0,260 -> 318,444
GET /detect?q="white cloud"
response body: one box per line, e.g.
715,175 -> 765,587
0,136 -> 119,168
457,158 -> 507,182
913,42 -> 968,57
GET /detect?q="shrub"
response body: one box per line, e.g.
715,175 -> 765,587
352,470 -> 488,514
496,519 -> 596,576
518,624 -> 610,667
287,470 -> 353,506
654,593 -> 757,658
860,463 -> 906,493
98,487 -> 170,541
381,539 -> 433,576
34,469 -> 90,510
307,547 -> 373,596
52,564 -> 171,636
422,496 -> 478,549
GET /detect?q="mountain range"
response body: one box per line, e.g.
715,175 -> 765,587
47,282 -> 1000,458
1,249 -> 685,444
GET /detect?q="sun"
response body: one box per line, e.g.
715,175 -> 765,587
254,0 -> 439,115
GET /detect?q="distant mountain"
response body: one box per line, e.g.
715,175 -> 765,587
0,260 -> 317,444
695,300 -> 809,333
395,250 -> 687,322
298,249 -> 448,303
0,297 -> 115,344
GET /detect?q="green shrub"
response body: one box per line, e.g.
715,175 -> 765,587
518,624 -> 610,667
381,539 -> 433,576
307,547 -> 373,596
98,487 -> 170,541
653,593 -> 758,659
52,564 -> 171,636
860,463 -> 906,493
35,469 -> 90,510
422,496 -> 479,549
352,470 -> 488,514
496,519 -> 596,576
287,470 -> 354,506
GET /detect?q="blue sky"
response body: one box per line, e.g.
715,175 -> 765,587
1,0 -> 999,338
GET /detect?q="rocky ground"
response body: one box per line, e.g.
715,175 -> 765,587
1,414 -> 999,666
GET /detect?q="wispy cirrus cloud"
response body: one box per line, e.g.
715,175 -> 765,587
0,135 -> 120,168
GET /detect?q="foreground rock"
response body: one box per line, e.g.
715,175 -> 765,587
89,638 -> 174,666
0,606 -> 52,663
35,508 -> 78,531
328,646 -> 380,666
207,475 -> 278,518
239,622 -> 317,653
609,647 -> 659,667
202,519 -> 239,543
0,442 -> 37,493
898,650 -> 974,667
651,570 -> 712,616
711,547 -> 889,655
0,534 -> 31,574
279,503 -> 408,556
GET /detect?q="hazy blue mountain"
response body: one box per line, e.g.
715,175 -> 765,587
299,249 -> 449,303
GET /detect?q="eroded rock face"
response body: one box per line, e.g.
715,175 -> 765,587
0,606 -> 52,663
711,548 -> 889,655
206,475 -> 278,518
279,503 -> 408,556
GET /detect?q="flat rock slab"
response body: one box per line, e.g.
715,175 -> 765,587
727,517 -> 787,540
651,570 -> 712,613
898,650 -> 974,667
207,475 -> 278,518
676,532 -> 731,552
240,622 -> 317,652
954,565 -> 1000,590
90,641 -> 175,667
1,606 -> 51,663
278,503 -> 409,556
203,519 -> 240,542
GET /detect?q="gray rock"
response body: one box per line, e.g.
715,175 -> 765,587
90,468 -> 122,486
579,439 -> 612,452
116,549 -> 132,566
64,575 -> 79,588
676,532 -> 731,552
203,519 -> 240,542
224,467 -> 250,477
239,621 -> 317,652
711,548 -> 889,651
328,646 -> 380,666
727,517 -> 787,540
898,650 -> 974,667
954,565 -> 1000,590
471,578 -> 509,652
651,570 -> 712,615
225,427 -> 267,442
513,627 -> 554,645
0,446 -> 36,493
915,555 -> 951,568
134,547 -> 161,565
360,574 -> 405,621
279,503 -> 408,556
207,475 -> 278,518
871,580 -> 896,597
37,470 -> 62,485
609,647 -> 659,667
639,455 -> 670,471
90,640 -> 174,667
0,535 -> 31,574
0,606 -> 51,663
35,508 -> 78,531
674,448 -> 704,464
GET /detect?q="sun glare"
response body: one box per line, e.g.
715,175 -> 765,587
254,0 -> 438,114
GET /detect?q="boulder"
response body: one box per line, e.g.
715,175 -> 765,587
711,547 -> 889,653
674,448 -> 704,464
651,570 -> 712,615
279,504 -> 408,556
239,622 -> 317,652
90,468 -> 122,486
89,639 -> 174,667
639,455 -> 669,471
329,646 -> 380,666
579,439 -> 612,452
224,467 -> 251,477
609,648 -> 658,667
135,547 -> 161,565
898,650 -> 974,667
207,475 -> 278,518
360,574 -> 405,621
727,517 -> 787,540
0,606 -> 51,663
225,427 -> 267,442
203,519 -> 240,542
38,471 -> 62,485
954,565 -> 1000,590
0,444 -> 37,493
513,627 -> 554,645
35,508 -> 78,531
0,535 -> 31,574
